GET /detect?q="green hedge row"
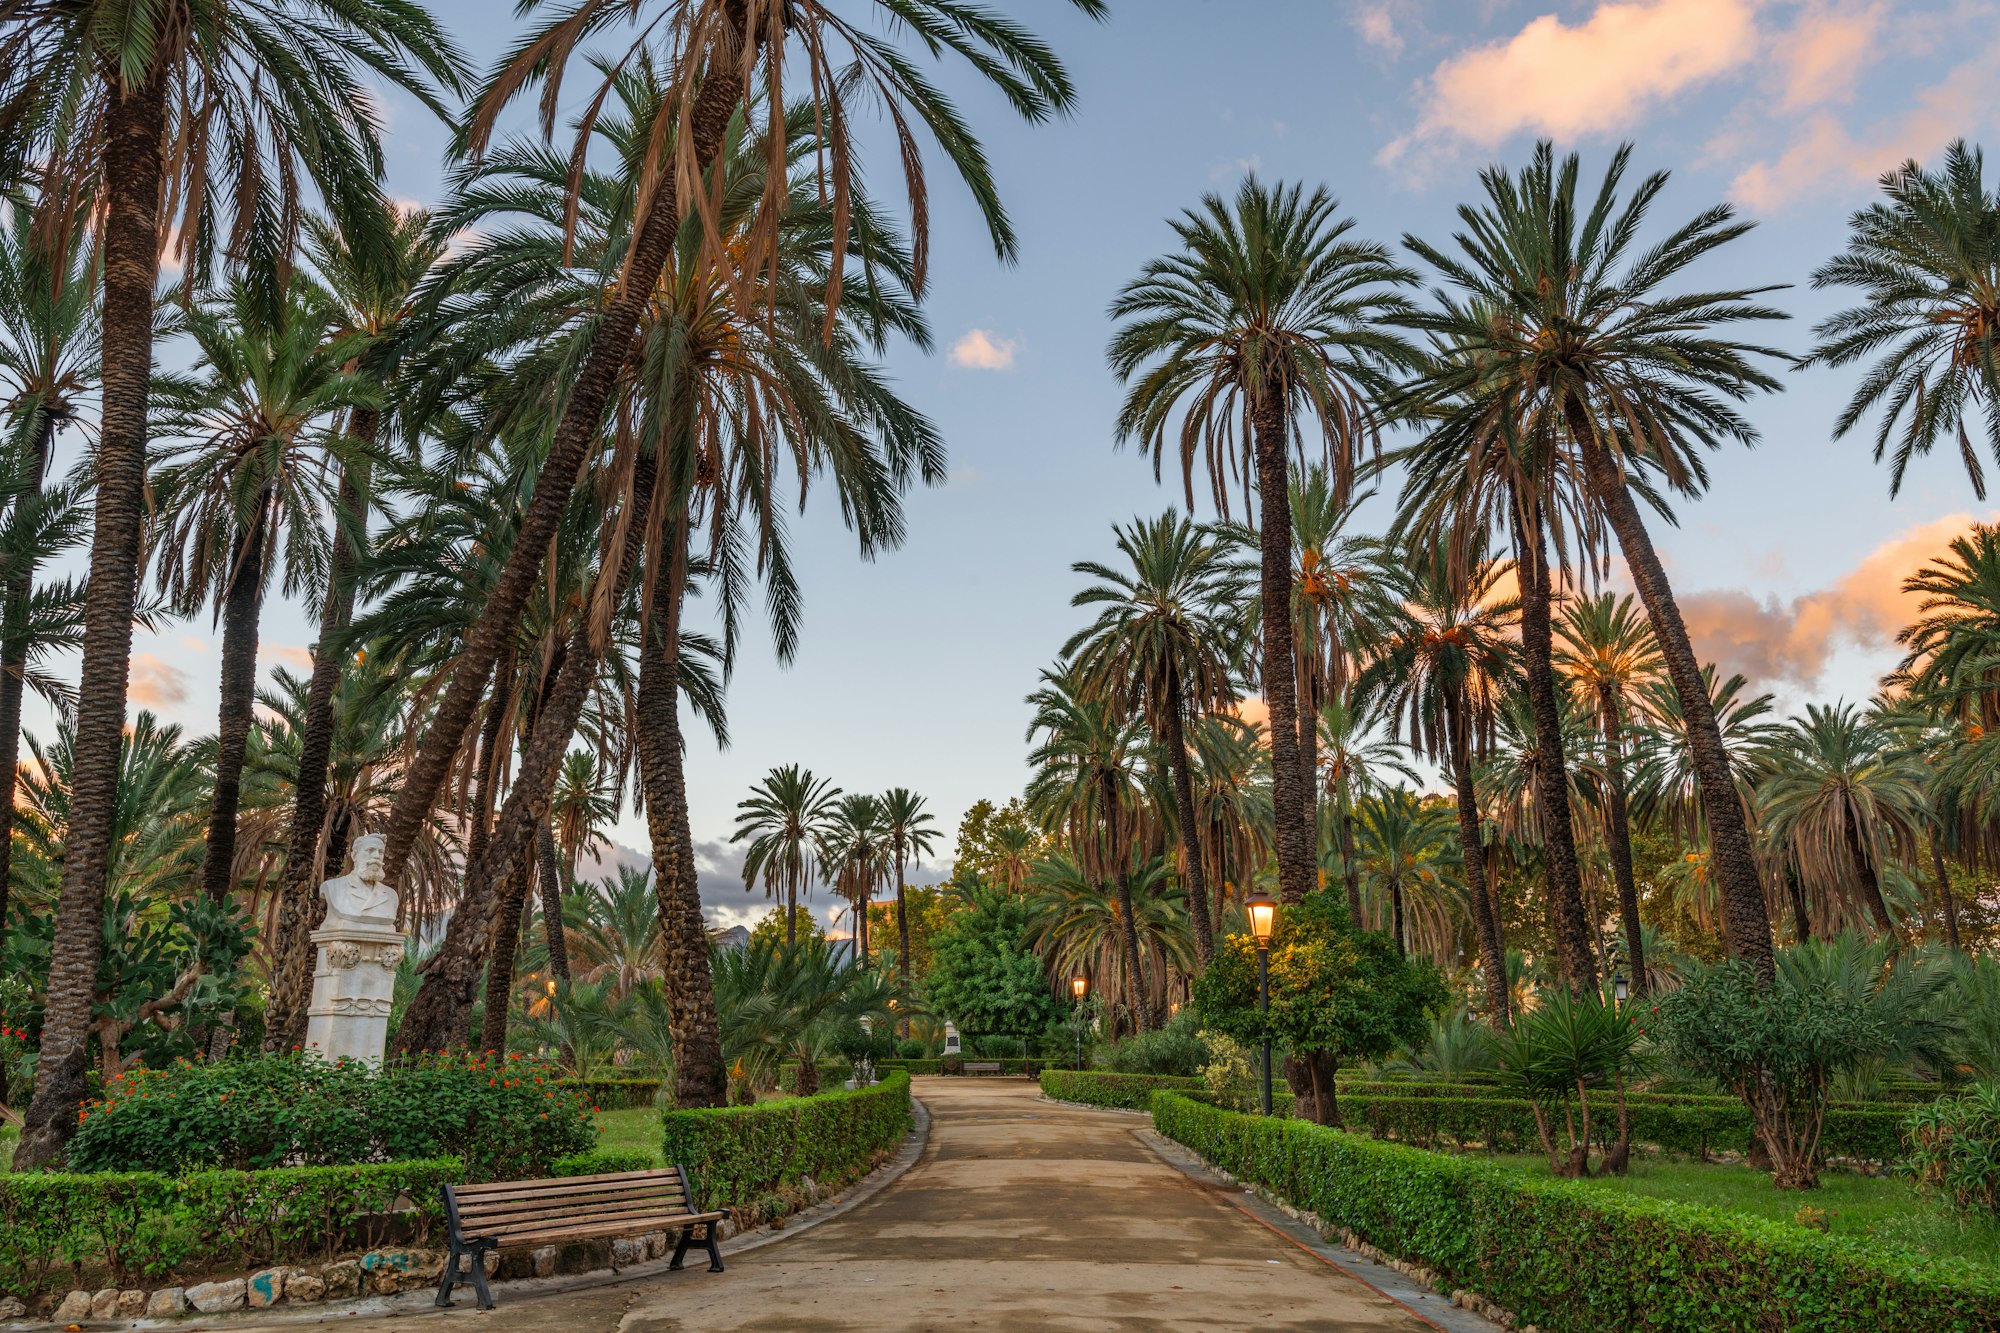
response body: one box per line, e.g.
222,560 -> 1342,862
0,1158 -> 459,1300
1152,1093 -> 2000,1332
1336,1077 -> 1939,1115
661,1071 -> 913,1220
1040,1070 -> 1200,1109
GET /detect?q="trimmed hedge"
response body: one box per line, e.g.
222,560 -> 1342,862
1153,1093 -> 2000,1332
1040,1070 -> 1200,1109
1337,1077 -> 1939,1117
0,1158 -> 458,1300
661,1071 -> 913,1220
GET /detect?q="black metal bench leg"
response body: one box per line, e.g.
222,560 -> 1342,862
669,1226 -> 695,1271
703,1224 -> 724,1273
468,1249 -> 495,1311
434,1246 -> 460,1308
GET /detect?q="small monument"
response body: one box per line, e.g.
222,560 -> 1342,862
303,833 -> 405,1067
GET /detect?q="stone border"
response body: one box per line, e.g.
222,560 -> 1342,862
0,1095 -> 932,1331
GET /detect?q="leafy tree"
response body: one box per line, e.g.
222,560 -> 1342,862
951,798 -> 1044,890
925,889 -> 1063,1048
1192,890 -> 1444,1127
749,905 -> 824,949
866,884 -> 952,985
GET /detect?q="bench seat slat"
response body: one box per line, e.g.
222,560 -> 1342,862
478,1212 -> 726,1248
458,1181 -> 687,1216
454,1169 -> 682,1200
462,1197 -> 689,1233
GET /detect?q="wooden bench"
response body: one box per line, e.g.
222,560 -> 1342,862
435,1166 -> 731,1309
962,1061 -> 1003,1076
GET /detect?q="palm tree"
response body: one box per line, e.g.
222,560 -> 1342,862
1351,789 -> 1460,960
1109,176 -> 1418,905
152,278 -> 374,909
0,0 -> 465,1170
822,793 -> 889,967
371,0 -> 1102,900
1758,703 -> 1928,938
1355,541 -> 1518,1023
1555,593 -> 1663,992
877,788 -> 940,981
1805,141 -> 2000,497
1065,511 -> 1240,965
0,197 -> 96,934
734,765 -> 841,948
1397,142 -> 1787,988
1312,693 -> 1416,922
1027,852 -> 1193,1038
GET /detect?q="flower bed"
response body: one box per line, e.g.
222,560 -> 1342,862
661,1071 -> 913,1227
1152,1092 -> 2000,1332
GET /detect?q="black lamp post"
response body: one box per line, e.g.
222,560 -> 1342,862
1244,889 -> 1277,1115
1070,975 -> 1089,1070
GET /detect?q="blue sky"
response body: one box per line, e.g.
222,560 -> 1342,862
46,1 -> 2000,931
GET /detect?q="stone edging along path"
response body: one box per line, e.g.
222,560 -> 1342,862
1,1095 -> 933,1332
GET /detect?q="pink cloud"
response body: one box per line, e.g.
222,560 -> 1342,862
129,654 -> 190,708
261,644 -> 315,671
949,329 -> 1017,371
1774,2 -> 1885,110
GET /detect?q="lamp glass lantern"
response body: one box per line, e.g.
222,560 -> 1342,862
1244,890 -> 1278,946
1613,974 -> 1629,1005
1070,976 -> 1088,1001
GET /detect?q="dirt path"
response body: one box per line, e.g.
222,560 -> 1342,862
225,1078 -> 1455,1332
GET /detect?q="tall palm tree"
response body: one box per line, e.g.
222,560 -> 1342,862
0,198 -> 96,934
1109,177 -> 1417,905
1351,789 -> 1460,960
1313,693 -> 1416,923
1758,703 -> 1928,938
152,278 -> 374,909
1355,541 -> 1518,1023
372,0 -> 1102,900
734,765 -> 841,948
1065,511 -> 1240,965
822,793 -> 889,966
0,0 -> 465,1170
1397,142 -> 1787,988
877,787 -> 940,980
1555,593 -> 1662,992
1805,141 -> 2000,498
1027,851 -> 1193,1039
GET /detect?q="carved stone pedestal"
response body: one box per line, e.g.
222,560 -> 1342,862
303,925 -> 405,1066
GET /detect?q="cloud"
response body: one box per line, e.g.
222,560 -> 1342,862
1730,44 -> 2000,210
1351,1 -> 1405,55
1774,1 -> 1886,110
1383,0 -> 1758,160
129,654 -> 190,708
948,329 -> 1017,371
261,644 -> 314,671
178,636 -> 210,654
1675,513 -> 1989,690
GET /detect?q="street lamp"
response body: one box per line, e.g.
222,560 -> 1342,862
1070,976 -> 1089,1070
1613,974 -> 1629,1006
1244,890 -> 1278,1116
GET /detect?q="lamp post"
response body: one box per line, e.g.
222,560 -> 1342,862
1070,976 -> 1089,1070
1244,890 -> 1277,1116
1613,974 -> 1629,1006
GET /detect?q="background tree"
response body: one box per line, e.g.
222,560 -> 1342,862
878,788 -> 940,981
733,765 -> 840,947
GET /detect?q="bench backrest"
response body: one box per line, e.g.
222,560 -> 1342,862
449,1168 -> 699,1245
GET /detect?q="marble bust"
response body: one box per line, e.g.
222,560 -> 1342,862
319,833 -> 397,928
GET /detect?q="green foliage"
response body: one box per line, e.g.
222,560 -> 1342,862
1906,1082 -> 2000,1218
923,890 -> 1063,1040
714,935 -> 906,1096
67,1051 -> 594,1179
0,1158 -> 458,1299
748,905 -> 824,947
660,1071 -> 912,1222
1201,1031 -> 1260,1113
1097,1008 -> 1210,1076
1193,891 -> 1444,1065
552,1149 -> 656,1177
1153,1092 -> 2000,1332
1039,1069 -> 1199,1110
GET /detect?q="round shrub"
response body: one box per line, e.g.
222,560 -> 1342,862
69,1050 -> 596,1179
1905,1080 -> 2000,1217
896,1037 -> 926,1060
1098,1009 -> 1209,1076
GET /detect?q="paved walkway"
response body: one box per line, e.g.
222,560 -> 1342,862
236,1079 -> 1457,1332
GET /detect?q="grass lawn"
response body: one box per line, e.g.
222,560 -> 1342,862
593,1107 -> 663,1165
1488,1153 -> 2000,1266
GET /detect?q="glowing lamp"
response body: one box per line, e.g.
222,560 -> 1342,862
1244,890 -> 1278,947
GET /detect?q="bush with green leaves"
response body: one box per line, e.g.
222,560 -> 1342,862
1193,890 -> 1445,1125
1039,1069 -> 1199,1109
1493,989 -> 1643,1177
661,1070 -> 912,1224
1097,1008 -> 1209,1076
1906,1081 -> 2000,1218
67,1051 -> 595,1179
1153,1091 -> 2000,1332
923,888 -> 1064,1045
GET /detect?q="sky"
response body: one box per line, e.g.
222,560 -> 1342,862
32,0 -> 2000,934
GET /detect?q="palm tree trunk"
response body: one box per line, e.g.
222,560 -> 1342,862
1100,773 -> 1154,1032
1841,813 -> 1896,936
1445,689 -> 1510,1026
538,821 -> 570,981
17,67 -> 167,1171
895,849 -> 911,978
477,857 -> 533,1052
785,882 -> 796,946
1930,833 -> 1963,952
1390,876 -> 1405,956
199,509 -> 269,905
638,518 -> 726,1108
1599,692 -> 1646,993
1253,396 -> 1315,904
1297,672 -> 1320,841
1337,782 -> 1362,924
1574,431 -> 1775,986
1514,506 -> 1598,995
374,16 -> 752,900
0,408 -> 54,956
1785,860 -> 1811,945
1162,662 -> 1214,966
264,446 -> 370,1049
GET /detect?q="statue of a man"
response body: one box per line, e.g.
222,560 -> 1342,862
319,833 -> 398,929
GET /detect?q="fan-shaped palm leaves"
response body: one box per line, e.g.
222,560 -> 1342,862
878,788 -> 940,980
1352,789 -> 1461,962
734,765 -> 841,948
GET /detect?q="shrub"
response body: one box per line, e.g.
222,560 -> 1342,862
1097,1009 -> 1209,1076
1040,1070 -> 1198,1109
552,1149 -> 657,1177
897,1038 -> 927,1059
0,1158 -> 457,1299
1906,1081 -> 2000,1218
661,1070 -> 912,1222
69,1051 -> 595,1180
1152,1092 -> 2000,1332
